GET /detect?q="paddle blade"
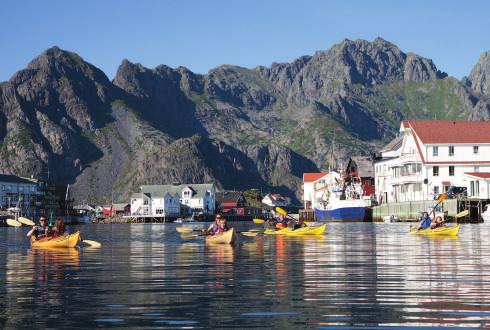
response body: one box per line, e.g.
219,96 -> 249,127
275,207 -> 287,216
241,232 -> 259,237
436,192 -> 447,205
455,210 -> 469,218
180,233 -> 201,239
6,219 -> 21,227
252,218 -> 265,224
176,227 -> 193,233
18,217 -> 35,226
82,239 -> 101,248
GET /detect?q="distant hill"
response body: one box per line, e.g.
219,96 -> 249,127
0,38 -> 489,203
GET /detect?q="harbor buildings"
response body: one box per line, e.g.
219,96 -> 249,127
0,174 -> 40,210
374,120 -> 490,203
130,183 -> 216,218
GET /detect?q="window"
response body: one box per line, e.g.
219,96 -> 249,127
448,145 -> 454,156
1,185 -> 4,191
206,191 -> 211,196
474,166 -> 480,172
433,166 -> 439,176
476,181 -> 480,195
143,199 -> 148,205
156,208 -> 164,214
433,146 -> 438,156
449,166 -> 455,176
470,181 -> 475,196
474,146 -> 479,154
434,186 -> 440,195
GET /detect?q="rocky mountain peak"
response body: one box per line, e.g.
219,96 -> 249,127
468,50 -> 490,96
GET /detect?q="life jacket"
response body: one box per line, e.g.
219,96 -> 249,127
420,216 -> 431,229
276,223 -> 286,230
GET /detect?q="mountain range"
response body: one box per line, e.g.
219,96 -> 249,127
1,37 -> 489,203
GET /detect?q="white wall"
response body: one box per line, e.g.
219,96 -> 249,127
375,129 -> 490,203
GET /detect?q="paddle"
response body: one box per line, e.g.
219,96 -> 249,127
18,217 -> 35,226
176,227 -> 194,233
253,218 -> 265,224
455,209 -> 469,219
6,219 -> 22,227
81,239 -> 102,248
241,232 -> 259,237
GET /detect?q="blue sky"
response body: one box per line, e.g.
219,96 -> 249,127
1,1 -> 489,81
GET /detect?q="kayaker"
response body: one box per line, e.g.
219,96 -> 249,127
417,211 -> 431,230
26,216 -> 50,239
430,215 -> 444,229
214,217 -> 230,234
52,218 -> 66,237
275,214 -> 288,230
203,214 -> 222,235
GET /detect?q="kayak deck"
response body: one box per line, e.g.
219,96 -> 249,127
205,228 -> 237,244
264,224 -> 327,236
31,231 -> 81,248
409,225 -> 460,236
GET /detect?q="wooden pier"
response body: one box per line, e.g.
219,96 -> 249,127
371,198 -> 489,222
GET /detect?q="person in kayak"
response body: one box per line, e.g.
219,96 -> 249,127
417,211 -> 432,230
214,217 -> 230,235
275,213 -> 288,230
203,214 -> 226,235
26,216 -> 50,239
52,218 -> 66,237
430,215 -> 444,229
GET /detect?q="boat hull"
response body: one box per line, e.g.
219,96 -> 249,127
31,231 -> 80,248
264,224 -> 327,236
314,205 -> 365,221
409,225 -> 460,236
205,228 -> 237,244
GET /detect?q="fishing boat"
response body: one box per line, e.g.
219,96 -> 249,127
205,228 -> 237,244
30,231 -> 81,248
313,171 -> 367,221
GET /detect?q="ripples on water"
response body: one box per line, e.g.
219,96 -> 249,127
1,223 -> 490,329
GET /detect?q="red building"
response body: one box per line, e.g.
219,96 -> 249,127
344,157 -> 375,197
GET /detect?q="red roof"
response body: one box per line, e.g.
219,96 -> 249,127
303,172 -> 327,183
465,172 -> 490,179
406,120 -> 490,144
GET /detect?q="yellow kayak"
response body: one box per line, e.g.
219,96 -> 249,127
30,231 -> 80,248
205,228 -> 237,244
409,225 -> 460,236
264,224 -> 327,236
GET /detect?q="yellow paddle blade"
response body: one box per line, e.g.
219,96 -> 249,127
275,207 -> 287,216
252,218 -> 265,224
436,192 -> 447,205
176,227 -> 193,233
455,210 -> 469,218
18,217 -> 35,226
6,219 -> 21,227
247,229 -> 261,232
82,240 -> 102,248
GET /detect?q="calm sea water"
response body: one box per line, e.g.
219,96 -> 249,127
1,222 -> 490,329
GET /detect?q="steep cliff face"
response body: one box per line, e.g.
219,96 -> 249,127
468,51 -> 490,96
0,47 -> 112,182
1,38 -> 489,203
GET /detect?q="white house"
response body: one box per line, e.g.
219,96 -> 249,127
374,120 -> 490,203
463,172 -> 490,199
262,194 -> 291,207
130,183 -> 216,217
0,174 -> 40,209
302,172 -> 327,209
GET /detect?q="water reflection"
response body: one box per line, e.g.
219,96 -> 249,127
0,223 -> 490,328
